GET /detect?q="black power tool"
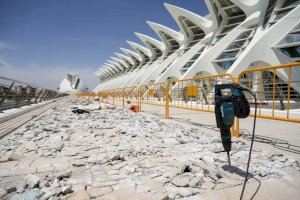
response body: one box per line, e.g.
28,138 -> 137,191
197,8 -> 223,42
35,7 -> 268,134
215,83 -> 257,200
214,83 -> 250,168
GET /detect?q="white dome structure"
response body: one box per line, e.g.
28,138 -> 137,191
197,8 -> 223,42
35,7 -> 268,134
59,74 -> 88,94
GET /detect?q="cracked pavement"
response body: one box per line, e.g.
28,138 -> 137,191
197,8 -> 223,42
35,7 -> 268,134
0,96 -> 299,199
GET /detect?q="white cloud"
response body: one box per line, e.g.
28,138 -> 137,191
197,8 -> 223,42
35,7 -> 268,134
0,58 -> 99,90
0,41 -> 9,50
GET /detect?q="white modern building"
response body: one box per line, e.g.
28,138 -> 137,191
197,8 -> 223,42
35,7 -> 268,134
59,74 -> 88,94
94,0 -> 300,93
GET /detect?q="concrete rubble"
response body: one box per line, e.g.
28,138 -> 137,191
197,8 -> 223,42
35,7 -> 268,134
0,96 -> 299,199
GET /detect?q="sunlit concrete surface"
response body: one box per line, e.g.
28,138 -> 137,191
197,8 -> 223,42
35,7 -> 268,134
1,96 -> 299,199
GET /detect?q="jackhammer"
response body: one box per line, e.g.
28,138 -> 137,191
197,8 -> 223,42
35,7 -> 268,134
214,83 -> 257,200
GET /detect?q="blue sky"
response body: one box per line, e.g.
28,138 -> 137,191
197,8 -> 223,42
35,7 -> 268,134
0,0 -> 208,90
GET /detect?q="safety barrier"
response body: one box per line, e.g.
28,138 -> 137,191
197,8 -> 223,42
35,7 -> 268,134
0,76 -> 59,111
237,62 -> 300,123
169,74 -> 235,112
77,63 -> 300,137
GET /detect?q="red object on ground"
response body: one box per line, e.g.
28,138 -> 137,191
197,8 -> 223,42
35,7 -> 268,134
130,105 -> 139,112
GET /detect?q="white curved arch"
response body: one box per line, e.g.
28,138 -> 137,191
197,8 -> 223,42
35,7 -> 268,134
120,47 -> 142,62
106,63 -> 121,74
107,60 -> 123,71
134,32 -> 165,53
96,69 -> 108,77
97,72 -> 108,79
115,53 -> 135,65
110,56 -> 128,69
101,66 -> 114,76
147,21 -> 184,47
101,65 -> 115,76
203,0 -> 218,22
230,0 -> 268,17
99,72 -> 109,79
104,63 -> 119,74
102,70 -> 112,77
126,41 -> 152,58
164,3 -> 215,37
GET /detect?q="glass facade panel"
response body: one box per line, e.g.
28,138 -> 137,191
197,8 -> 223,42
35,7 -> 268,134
221,24 -> 236,34
190,53 -> 201,61
215,60 -> 235,70
279,33 -> 300,45
227,40 -> 245,49
169,40 -> 179,46
236,30 -> 252,40
217,50 -> 239,60
274,9 -> 292,21
182,61 -> 194,69
215,35 -> 225,43
228,15 -> 246,25
217,0 -> 233,7
282,0 -> 300,8
293,23 -> 300,31
279,46 -> 300,58
224,7 -> 244,17
193,34 -> 205,40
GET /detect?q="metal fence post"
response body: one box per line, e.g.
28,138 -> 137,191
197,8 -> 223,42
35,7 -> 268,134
106,91 -> 108,103
35,89 -> 43,103
138,86 -> 142,112
112,89 -> 115,105
40,90 -> 48,102
233,75 -> 240,137
165,82 -> 170,119
233,118 -> 240,137
122,88 -> 125,108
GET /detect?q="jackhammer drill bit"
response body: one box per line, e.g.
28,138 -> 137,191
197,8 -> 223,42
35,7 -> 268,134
227,151 -> 231,172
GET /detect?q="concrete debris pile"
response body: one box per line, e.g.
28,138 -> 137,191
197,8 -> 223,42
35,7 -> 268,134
0,96 -> 299,199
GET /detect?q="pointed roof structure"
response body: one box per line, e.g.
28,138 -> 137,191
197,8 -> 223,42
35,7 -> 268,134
135,32 -> 165,60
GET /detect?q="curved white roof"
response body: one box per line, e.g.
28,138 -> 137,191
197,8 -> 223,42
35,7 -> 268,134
147,21 -> 184,47
120,47 -> 143,62
115,53 -> 135,65
126,41 -> 152,59
103,64 -> 118,74
107,60 -> 123,71
164,3 -> 215,37
230,0 -> 266,17
110,56 -> 128,69
105,63 -> 121,73
102,67 -> 114,77
97,67 -> 111,78
135,32 -> 165,55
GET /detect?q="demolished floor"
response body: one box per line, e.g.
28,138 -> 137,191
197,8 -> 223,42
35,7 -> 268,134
0,96 -> 299,199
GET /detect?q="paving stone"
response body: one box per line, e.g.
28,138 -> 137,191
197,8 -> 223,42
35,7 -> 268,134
40,187 -> 62,200
8,152 -> 21,161
56,171 -> 72,180
6,185 -> 17,193
67,170 -> 92,185
15,167 -> 37,175
172,174 -> 191,187
67,189 -> 89,200
71,160 -> 85,167
62,185 -> 73,195
26,174 -> 40,188
0,97 -> 298,200
87,187 -> 112,198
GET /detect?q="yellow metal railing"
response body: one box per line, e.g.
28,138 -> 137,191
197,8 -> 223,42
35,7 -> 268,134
169,73 -> 235,112
237,62 -> 300,123
77,63 -> 300,137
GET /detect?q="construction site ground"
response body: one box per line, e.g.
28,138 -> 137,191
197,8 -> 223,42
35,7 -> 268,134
0,96 -> 299,200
